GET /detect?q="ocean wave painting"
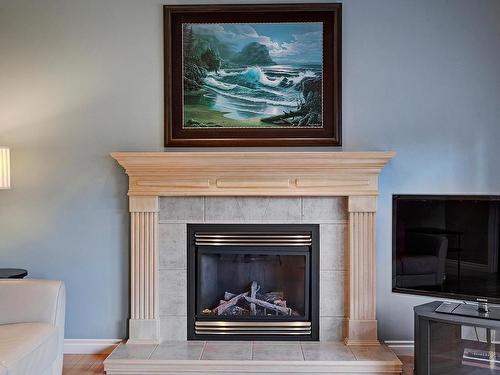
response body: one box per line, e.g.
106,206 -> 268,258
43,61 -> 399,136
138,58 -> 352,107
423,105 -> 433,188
182,22 -> 323,128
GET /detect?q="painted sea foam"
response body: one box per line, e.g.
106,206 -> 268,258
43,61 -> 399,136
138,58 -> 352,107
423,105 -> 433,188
201,64 -> 321,120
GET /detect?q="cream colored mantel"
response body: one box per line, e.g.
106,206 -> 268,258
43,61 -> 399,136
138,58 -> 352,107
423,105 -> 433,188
112,151 -> 395,346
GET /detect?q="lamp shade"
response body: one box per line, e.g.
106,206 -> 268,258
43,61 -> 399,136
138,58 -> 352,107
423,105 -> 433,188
0,147 -> 10,189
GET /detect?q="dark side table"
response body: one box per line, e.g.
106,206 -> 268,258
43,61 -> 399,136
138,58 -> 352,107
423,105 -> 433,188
0,268 -> 28,278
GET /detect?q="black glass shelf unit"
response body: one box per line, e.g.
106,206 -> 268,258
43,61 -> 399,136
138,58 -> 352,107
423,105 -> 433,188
415,301 -> 500,375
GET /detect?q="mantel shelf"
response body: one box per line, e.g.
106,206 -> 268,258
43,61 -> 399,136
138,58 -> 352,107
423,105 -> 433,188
111,151 -> 395,197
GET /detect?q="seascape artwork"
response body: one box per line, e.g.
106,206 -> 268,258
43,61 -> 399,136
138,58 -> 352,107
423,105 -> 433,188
182,22 -> 323,128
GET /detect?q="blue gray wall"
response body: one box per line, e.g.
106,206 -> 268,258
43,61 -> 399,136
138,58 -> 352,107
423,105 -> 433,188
0,0 -> 499,340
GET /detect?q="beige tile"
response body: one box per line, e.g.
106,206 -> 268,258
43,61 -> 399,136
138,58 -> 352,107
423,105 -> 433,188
159,197 -> 204,222
301,341 -> 355,361
319,224 -> 347,270
159,223 -> 187,269
106,343 -> 157,360
319,317 -> 346,341
252,342 -> 304,361
160,316 -> 187,341
201,341 -> 252,360
150,341 -> 205,360
302,197 -> 347,223
159,269 -> 187,315
350,345 -> 400,361
319,270 -> 346,316
205,197 -> 301,223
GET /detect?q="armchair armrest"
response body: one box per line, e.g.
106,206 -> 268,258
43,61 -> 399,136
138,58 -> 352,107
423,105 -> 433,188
0,279 -> 65,330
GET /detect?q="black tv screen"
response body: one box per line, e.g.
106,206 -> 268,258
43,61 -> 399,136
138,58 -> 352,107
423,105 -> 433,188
393,195 -> 500,303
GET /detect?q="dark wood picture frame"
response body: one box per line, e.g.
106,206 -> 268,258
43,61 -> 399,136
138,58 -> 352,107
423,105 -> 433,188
164,4 -> 342,147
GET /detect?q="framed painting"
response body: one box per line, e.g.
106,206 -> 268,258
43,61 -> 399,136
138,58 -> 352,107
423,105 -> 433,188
164,4 -> 342,147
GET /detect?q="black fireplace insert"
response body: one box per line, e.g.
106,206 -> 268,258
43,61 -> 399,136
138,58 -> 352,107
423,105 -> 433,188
187,224 -> 319,340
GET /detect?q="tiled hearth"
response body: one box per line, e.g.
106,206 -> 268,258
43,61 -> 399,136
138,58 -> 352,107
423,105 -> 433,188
105,151 -> 401,374
105,341 -> 402,374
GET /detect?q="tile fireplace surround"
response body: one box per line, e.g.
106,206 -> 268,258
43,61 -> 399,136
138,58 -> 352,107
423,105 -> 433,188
105,151 -> 401,374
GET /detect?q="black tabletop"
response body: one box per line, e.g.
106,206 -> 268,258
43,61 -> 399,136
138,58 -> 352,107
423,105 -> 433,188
0,268 -> 28,279
414,301 -> 500,329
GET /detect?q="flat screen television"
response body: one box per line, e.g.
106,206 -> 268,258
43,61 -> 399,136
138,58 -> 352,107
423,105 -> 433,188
393,195 -> 500,303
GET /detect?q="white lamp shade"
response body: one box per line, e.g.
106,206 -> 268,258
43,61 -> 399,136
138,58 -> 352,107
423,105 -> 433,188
0,147 -> 11,189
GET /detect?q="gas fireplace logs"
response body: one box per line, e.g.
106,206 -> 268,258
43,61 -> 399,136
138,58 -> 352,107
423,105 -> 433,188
202,281 -> 298,317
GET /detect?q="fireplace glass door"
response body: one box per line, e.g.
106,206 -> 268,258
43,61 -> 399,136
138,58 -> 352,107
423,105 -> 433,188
198,249 -> 308,319
188,224 -> 319,340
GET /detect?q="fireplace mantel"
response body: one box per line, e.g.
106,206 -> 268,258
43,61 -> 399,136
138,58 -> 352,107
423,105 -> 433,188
111,151 -> 394,197
111,151 -> 394,346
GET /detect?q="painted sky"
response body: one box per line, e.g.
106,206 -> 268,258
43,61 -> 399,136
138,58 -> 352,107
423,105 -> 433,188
191,22 -> 323,64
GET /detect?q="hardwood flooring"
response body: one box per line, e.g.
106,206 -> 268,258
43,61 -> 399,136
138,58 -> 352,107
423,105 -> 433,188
63,354 -> 107,375
399,355 -> 414,375
63,353 -> 414,374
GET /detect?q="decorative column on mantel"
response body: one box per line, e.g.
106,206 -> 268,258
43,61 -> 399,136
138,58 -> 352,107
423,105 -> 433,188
112,151 -> 394,345
346,196 -> 379,346
128,196 -> 160,344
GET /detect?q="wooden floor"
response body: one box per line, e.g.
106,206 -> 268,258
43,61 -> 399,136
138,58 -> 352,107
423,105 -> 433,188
63,354 -> 107,375
399,355 -> 414,375
63,353 -> 414,374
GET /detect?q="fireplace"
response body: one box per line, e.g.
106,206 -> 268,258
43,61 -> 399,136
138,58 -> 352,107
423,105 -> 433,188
110,151 -> 395,346
105,152 -> 401,374
187,224 -> 319,340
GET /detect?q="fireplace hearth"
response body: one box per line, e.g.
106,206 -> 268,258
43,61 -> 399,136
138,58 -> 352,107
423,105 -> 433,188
187,224 -> 319,340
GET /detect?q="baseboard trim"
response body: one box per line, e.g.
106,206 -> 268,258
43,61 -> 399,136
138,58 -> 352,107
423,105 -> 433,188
64,339 -> 123,354
384,340 -> 414,356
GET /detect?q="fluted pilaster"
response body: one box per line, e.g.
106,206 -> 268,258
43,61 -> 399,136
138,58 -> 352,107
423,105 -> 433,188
346,196 -> 379,346
128,196 -> 160,344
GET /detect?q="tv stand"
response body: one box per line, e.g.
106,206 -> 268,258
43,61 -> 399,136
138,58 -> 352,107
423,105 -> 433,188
435,301 -> 500,321
415,301 -> 500,374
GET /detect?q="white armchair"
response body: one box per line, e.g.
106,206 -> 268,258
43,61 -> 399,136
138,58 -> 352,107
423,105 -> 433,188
0,279 -> 65,375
